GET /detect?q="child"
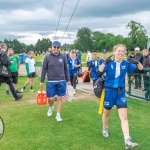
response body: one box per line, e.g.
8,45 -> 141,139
21,51 -> 36,92
99,44 -> 143,149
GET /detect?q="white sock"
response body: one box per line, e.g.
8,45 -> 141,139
124,136 -> 130,141
50,106 -> 53,109
57,112 -> 60,116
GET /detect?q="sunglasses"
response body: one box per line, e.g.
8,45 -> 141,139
53,46 -> 60,49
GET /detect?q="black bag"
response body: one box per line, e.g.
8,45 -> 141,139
77,67 -> 82,77
93,78 -> 104,98
0,64 -> 11,77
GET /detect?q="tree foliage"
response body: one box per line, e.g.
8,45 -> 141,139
74,27 -> 93,51
0,20 -> 148,53
127,20 -> 148,49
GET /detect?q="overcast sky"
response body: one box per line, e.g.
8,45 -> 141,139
0,0 -> 150,45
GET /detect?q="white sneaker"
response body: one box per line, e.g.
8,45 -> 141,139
125,137 -> 138,149
56,115 -> 62,122
47,106 -> 54,117
73,89 -> 76,95
30,89 -> 35,92
20,88 -> 24,93
102,127 -> 109,138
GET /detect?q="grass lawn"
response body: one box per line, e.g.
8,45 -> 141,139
0,77 -> 150,150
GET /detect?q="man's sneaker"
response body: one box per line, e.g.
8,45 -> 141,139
56,115 -> 62,122
73,89 -> 76,95
20,88 -> 24,93
6,90 -> 9,95
30,89 -> 35,92
47,106 -> 54,117
102,127 -> 109,138
15,94 -> 23,101
125,138 -> 138,149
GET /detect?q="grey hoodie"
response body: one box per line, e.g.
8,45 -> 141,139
40,52 -> 69,83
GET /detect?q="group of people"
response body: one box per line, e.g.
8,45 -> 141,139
1,40 -> 149,149
40,41 -> 146,149
128,47 -> 150,97
0,43 -> 37,100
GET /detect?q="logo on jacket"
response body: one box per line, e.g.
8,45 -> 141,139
59,59 -> 63,62
121,66 -> 126,69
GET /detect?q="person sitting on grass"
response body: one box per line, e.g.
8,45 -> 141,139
21,51 -> 36,92
99,44 -> 143,149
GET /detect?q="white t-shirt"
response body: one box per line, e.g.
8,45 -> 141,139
86,52 -> 92,62
25,57 -> 35,73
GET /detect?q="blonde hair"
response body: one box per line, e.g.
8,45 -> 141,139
143,49 -> 149,52
113,44 -> 126,52
0,43 -> 7,49
70,50 -> 75,54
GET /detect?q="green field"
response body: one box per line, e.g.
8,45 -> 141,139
0,77 -> 150,150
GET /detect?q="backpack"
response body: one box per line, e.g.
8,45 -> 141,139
93,78 -> 104,98
0,50 -> 12,78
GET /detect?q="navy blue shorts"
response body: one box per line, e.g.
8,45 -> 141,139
104,88 -> 127,109
46,81 -> 66,97
69,71 -> 77,77
90,71 -> 98,81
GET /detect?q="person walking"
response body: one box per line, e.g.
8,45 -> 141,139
40,41 -> 69,122
88,53 -> 100,86
21,51 -> 36,92
0,43 -> 23,100
99,44 -> 143,149
86,50 -> 92,67
6,48 -> 20,95
68,50 -> 81,94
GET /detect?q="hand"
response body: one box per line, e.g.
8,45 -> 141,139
103,55 -> 113,65
40,83 -> 44,91
128,58 -> 139,64
10,61 -> 14,64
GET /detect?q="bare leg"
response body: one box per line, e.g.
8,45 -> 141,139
23,78 -> 30,88
48,98 -> 54,107
118,108 -> 129,138
6,84 -> 9,91
57,96 -> 62,113
102,108 -> 111,128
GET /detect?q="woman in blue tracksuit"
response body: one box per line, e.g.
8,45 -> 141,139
99,44 -> 143,149
68,50 -> 81,94
88,53 -> 100,86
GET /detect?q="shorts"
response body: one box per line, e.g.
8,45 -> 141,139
90,71 -> 98,81
28,72 -> 36,78
11,72 -> 18,84
104,88 -> 127,109
69,71 -> 77,77
46,81 -> 66,97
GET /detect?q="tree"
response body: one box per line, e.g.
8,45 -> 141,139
126,20 -> 148,49
75,27 -> 93,51
35,38 -> 51,52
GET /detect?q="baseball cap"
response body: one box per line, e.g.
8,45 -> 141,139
52,41 -> 61,47
134,47 -> 140,51
102,49 -> 107,53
